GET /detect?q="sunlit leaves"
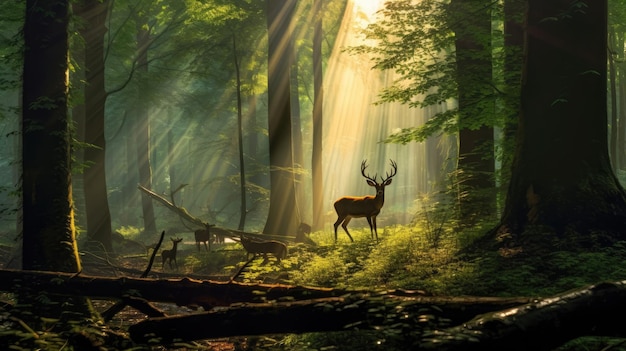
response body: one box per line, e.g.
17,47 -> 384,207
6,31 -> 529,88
350,0 -> 507,143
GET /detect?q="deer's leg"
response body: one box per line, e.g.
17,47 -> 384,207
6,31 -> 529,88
333,215 -> 346,242
341,217 -> 354,242
372,215 -> 378,241
366,216 -> 375,240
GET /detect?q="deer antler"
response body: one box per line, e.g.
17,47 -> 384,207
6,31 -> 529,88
360,160 -> 378,183
382,159 -> 398,183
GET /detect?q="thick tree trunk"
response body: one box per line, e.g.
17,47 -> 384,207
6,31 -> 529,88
75,0 -> 114,252
291,45 -> 306,227
450,0 -> 496,226
21,0 -> 94,323
22,0 -> 81,273
263,0 -> 299,237
501,0 -> 525,181
498,0 -> 626,244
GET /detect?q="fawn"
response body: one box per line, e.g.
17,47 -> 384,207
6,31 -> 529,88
240,235 -> 287,262
161,237 -> 183,269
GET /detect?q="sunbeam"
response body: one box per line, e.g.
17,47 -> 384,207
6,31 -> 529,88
322,0 -> 452,228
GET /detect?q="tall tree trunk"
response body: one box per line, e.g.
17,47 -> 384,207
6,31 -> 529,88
70,32 -> 87,235
609,30 -> 618,169
21,0 -> 94,322
75,0 -> 114,252
263,0 -> 298,236
450,0 -> 496,225
502,0 -> 525,182
136,24 -> 157,234
312,0 -> 324,231
123,122 -> 139,226
290,41 -> 306,226
497,0 -> 626,243
22,0 -> 80,273
167,129 -> 179,205
617,32 -> 626,171
233,35 -> 248,231
246,94 -> 261,187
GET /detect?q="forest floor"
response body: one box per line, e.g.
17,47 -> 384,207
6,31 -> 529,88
87,240 -> 275,351
3,225 -> 626,350
0,238 -> 280,351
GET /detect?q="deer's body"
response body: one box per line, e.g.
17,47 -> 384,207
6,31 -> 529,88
161,237 -> 183,269
194,229 -> 211,252
333,160 -> 397,242
240,235 -> 287,262
211,227 -> 228,245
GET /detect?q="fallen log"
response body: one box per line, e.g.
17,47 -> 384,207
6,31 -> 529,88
137,184 -> 208,229
128,296 -> 376,343
0,269 -> 348,309
419,281 -> 626,351
0,268 -> 529,322
137,184 -> 309,243
2,268 -> 625,348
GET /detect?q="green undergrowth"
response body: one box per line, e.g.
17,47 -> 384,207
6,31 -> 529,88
205,221 -> 626,351
192,221 -> 626,298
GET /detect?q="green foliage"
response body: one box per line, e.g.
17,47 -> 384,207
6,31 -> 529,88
208,222 -> 626,300
350,0 -> 510,144
115,225 -> 142,239
465,241 -> 626,297
556,336 -> 626,351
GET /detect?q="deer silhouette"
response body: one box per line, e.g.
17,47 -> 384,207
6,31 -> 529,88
161,237 -> 183,269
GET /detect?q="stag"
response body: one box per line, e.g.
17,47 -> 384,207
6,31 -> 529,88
333,159 -> 397,242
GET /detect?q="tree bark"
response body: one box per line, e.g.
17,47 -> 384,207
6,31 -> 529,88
74,0 -> 114,252
420,281 -> 626,351
312,0 -> 324,231
22,0 -> 80,274
263,0 -> 299,237
233,35 -> 248,231
449,0 -> 496,226
21,0 -> 95,323
135,22 -> 157,234
137,184 -> 209,229
0,268 -> 354,309
501,0 -> 525,180
497,0 -> 626,243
